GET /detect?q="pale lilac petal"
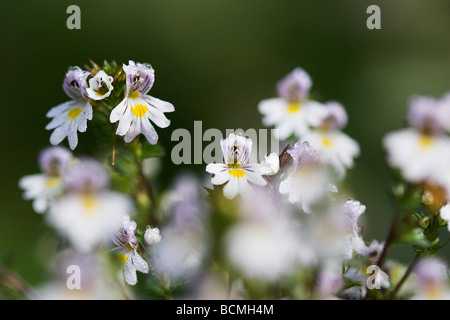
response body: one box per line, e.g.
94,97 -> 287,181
140,118 -> 158,145
110,98 -> 128,123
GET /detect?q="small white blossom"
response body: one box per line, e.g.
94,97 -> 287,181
46,67 -> 93,150
113,215 -> 149,286
258,68 -> 327,140
86,70 -> 114,100
206,133 -> 271,199
110,60 -> 174,145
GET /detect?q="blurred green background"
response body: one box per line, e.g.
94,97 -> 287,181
1,0 -> 450,286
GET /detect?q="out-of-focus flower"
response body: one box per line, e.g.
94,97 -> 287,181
113,215 -> 149,286
110,60 -> 174,145
206,133 -> 271,199
46,67 -> 93,150
383,94 -> 450,184
440,203 -> 450,232
279,141 -> 337,213
152,174 -> 208,281
144,226 -> 161,246
47,159 -> 134,253
317,262 -> 343,299
411,257 -> 450,300
224,189 -> 314,282
258,68 -> 327,140
340,266 -> 390,300
37,249 -> 122,300
86,70 -> 114,101
302,102 -> 360,179
19,147 -> 73,213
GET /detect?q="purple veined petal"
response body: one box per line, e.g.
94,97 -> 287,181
123,61 -> 155,96
140,117 -> 158,145
63,66 -> 90,101
110,98 -> 129,124
124,118 -> 142,143
206,163 -> 228,175
147,104 -> 171,128
143,95 -> 175,113
243,164 -> 268,186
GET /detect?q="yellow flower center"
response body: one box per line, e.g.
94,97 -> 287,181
321,137 -> 332,147
228,164 -> 245,178
129,91 -> 140,100
419,135 -> 433,149
68,107 -> 83,120
45,177 -> 60,189
118,244 -> 134,263
82,195 -> 97,213
131,103 -> 147,118
287,103 -> 301,114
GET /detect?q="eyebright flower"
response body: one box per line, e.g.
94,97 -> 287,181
258,68 -> 327,140
113,215 -> 149,286
302,101 -> 360,179
411,258 -> 450,300
19,147 -> 73,213
86,70 -> 114,101
110,60 -> 174,145
279,141 -> 337,213
47,159 -> 134,253
383,94 -> 450,184
205,133 -> 272,199
45,67 -> 93,150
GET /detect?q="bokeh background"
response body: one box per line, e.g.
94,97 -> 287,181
1,0 -> 450,286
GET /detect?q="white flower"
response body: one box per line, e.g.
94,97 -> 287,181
47,159 -> 134,253
19,147 -> 73,213
46,67 -> 93,150
206,133 -> 271,199
144,226 -> 161,246
258,68 -> 327,140
383,128 -> 450,184
383,94 -> 450,184
224,217 -> 306,282
110,60 -> 174,145
113,216 -> 149,286
302,102 -> 360,179
279,142 -> 337,213
341,267 -> 390,299
86,70 -> 114,100
411,258 -> 450,300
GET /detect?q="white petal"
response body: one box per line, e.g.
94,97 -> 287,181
140,118 -> 158,145
144,95 -> 175,113
206,163 -> 227,174
124,118 -> 142,143
211,169 -> 230,185
223,176 -> 239,199
124,260 -> 137,285
147,106 -> 171,128
49,124 -> 69,146
110,98 -> 128,123
46,101 -> 73,118
131,252 -> 149,274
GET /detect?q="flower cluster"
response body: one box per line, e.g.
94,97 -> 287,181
10,63 -> 449,300
46,61 -> 174,150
